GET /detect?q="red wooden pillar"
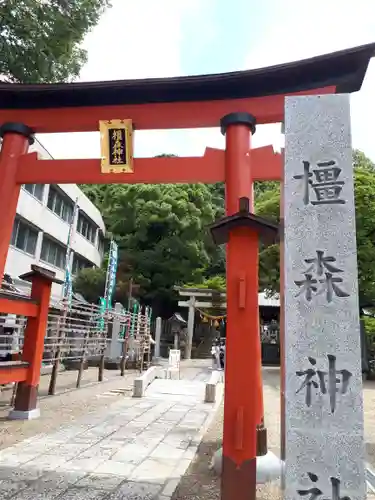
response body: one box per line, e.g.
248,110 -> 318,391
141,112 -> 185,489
0,123 -> 34,281
10,265 -> 62,420
223,113 -> 258,500
210,113 -> 278,500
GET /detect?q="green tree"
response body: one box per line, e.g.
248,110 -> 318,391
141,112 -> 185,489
354,165 -> 375,305
204,183 -> 225,279
110,184 -> 213,302
74,257 -> 140,307
0,0 -> 110,83
74,267 -> 106,305
78,150 -> 375,310
184,275 -> 226,291
255,185 -> 281,294
80,184 -> 109,210
254,150 -> 375,304
204,182 -> 281,283
78,183 -> 217,316
254,181 -> 279,198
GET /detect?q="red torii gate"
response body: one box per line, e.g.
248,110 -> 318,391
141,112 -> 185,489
0,43 -> 373,500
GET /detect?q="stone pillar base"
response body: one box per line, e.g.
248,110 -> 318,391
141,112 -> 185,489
13,382 -> 38,417
256,451 -> 283,484
211,448 -> 283,484
8,408 -> 40,420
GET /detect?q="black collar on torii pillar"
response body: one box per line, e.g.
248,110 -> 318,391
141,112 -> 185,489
210,197 -> 279,246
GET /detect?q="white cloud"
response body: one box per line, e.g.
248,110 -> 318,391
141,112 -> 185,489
38,0 -> 286,160
244,0 -> 375,68
39,0 -> 375,163
242,0 -> 375,160
38,0 -> 199,159
174,1 -> 375,160
79,0 -> 187,81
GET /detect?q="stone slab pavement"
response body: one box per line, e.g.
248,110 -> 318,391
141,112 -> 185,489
0,369 -> 223,500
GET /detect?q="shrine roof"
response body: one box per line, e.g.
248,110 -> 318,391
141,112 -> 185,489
0,43 -> 374,110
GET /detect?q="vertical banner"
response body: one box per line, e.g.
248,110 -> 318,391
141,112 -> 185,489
283,95 -> 365,500
104,240 -> 118,310
147,307 -> 152,336
130,303 -> 138,338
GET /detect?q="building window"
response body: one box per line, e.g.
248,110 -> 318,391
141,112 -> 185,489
72,254 -> 93,275
47,186 -> 74,223
77,212 -> 97,244
98,232 -> 105,257
41,236 -> 66,270
23,184 -> 45,201
11,217 -> 38,256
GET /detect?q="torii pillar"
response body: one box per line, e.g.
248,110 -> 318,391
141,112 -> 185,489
0,123 -> 34,281
210,113 -> 279,500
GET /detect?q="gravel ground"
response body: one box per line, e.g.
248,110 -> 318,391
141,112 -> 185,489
172,367 -> 282,500
1,362 -> 374,499
173,366 -> 375,500
172,399 -> 223,500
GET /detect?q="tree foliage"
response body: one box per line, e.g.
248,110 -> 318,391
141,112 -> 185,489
0,0 -> 110,83
255,185 -> 281,294
76,149 -> 375,314
74,267 -> 106,305
73,260 -> 140,307
363,316 -> 375,344
184,275 -> 226,291
353,161 -> 375,305
77,182 -> 218,316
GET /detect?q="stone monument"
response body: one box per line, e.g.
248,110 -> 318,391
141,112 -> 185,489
104,302 -> 123,369
283,94 -> 365,500
154,317 -> 162,360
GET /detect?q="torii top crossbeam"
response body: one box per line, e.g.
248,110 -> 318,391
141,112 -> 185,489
0,43 -> 374,133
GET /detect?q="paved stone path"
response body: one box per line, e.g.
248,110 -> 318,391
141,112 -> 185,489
0,371 -> 222,499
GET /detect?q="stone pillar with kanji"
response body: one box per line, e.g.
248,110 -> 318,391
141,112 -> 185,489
283,95 -> 366,500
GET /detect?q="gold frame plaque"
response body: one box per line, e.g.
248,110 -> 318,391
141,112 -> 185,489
99,119 -> 133,173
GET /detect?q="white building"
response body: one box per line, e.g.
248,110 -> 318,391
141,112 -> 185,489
5,140 -> 105,299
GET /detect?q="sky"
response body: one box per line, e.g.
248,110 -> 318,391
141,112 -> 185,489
38,0 -> 375,162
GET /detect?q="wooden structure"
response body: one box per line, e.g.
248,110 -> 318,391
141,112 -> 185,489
0,43 -> 373,499
168,313 -> 187,352
0,265 -> 61,419
136,311 -> 152,372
